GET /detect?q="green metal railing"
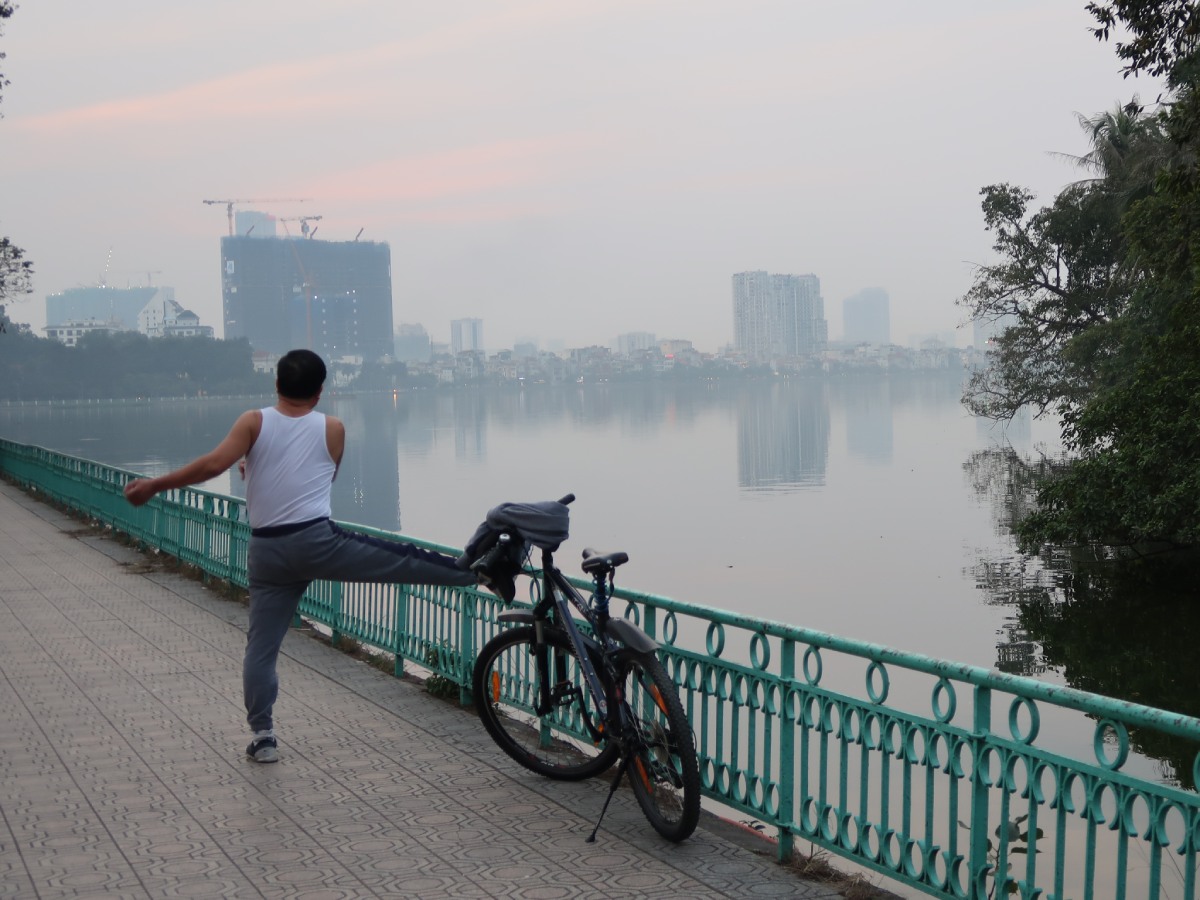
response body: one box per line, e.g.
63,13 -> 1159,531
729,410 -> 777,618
4,437 -> 1199,899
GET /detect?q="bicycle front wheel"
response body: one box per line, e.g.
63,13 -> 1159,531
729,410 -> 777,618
622,653 -> 701,842
473,625 -> 620,781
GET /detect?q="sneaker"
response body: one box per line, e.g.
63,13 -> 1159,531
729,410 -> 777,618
246,734 -> 278,763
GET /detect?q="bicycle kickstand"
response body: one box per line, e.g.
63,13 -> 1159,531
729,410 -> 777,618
585,755 -> 632,843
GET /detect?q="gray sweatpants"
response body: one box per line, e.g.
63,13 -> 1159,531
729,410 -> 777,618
244,519 -> 476,733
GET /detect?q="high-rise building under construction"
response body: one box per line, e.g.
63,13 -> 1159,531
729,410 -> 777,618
220,233 -> 394,362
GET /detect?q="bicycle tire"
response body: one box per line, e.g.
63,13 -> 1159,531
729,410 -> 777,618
473,625 -> 620,781
621,653 -> 701,842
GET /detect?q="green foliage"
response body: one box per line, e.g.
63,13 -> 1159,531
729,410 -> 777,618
0,330 -> 272,400
962,3 -> 1200,549
1087,0 -> 1200,80
0,4 -> 33,306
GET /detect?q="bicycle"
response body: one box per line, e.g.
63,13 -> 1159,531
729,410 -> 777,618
469,494 -> 701,843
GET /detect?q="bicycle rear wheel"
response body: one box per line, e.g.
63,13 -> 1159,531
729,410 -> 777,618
622,654 -> 701,842
473,625 -> 620,781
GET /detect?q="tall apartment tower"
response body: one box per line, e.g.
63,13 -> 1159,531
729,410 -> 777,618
732,271 -> 828,363
450,318 -> 484,355
842,288 -> 890,344
221,233 -> 394,362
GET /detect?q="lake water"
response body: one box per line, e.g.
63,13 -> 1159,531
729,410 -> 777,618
9,375 -> 1199,896
0,375 -> 1049,670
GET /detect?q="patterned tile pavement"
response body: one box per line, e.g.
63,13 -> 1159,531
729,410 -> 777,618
0,481 -> 846,899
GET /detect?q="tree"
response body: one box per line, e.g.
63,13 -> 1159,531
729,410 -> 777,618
0,3 -> 33,307
962,0 -> 1200,549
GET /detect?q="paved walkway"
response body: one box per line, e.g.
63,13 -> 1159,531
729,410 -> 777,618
0,481 -> 844,899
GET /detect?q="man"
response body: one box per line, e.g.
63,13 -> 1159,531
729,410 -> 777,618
125,349 -> 485,763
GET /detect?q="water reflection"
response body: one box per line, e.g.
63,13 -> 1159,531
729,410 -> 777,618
965,443 -> 1200,788
735,382 -> 829,490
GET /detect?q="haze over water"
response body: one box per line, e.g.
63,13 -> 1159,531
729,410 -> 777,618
1,375 -> 1050,671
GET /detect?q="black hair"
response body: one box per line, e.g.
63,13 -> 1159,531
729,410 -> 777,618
276,349 -> 327,400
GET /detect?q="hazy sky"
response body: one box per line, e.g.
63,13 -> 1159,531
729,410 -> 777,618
2,2 -> 1159,352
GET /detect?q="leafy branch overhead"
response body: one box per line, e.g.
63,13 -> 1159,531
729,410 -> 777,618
0,3 -> 34,306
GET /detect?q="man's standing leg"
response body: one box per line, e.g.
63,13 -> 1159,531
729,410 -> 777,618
244,534 -> 311,762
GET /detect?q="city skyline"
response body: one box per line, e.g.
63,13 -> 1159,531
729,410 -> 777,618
3,4 -> 1163,353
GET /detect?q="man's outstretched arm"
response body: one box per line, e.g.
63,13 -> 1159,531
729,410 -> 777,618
124,410 -> 260,506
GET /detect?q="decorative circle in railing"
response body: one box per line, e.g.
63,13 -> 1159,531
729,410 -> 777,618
764,782 -> 780,818
1093,718 -> 1130,771
840,706 -> 861,744
902,723 -> 927,765
865,660 -> 890,705
881,827 -> 901,871
820,698 -> 838,733
784,686 -> 802,722
749,632 -> 770,671
802,645 -> 823,685
820,804 -> 838,843
716,669 -> 733,701
705,621 -> 726,658
1120,790 -> 1151,842
976,745 -> 1000,788
710,763 -> 729,796
931,677 -> 956,724
734,771 -> 748,804
926,730 -> 947,771
1007,695 -> 1041,745
684,658 -> 703,691
860,821 -> 880,862
881,716 -> 902,757
839,810 -> 857,852
800,797 -> 819,834
661,609 -> 678,646
762,682 -> 781,716
731,672 -> 748,706
861,711 -> 882,751
902,836 -> 923,880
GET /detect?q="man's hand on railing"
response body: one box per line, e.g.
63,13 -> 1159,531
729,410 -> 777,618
124,478 -> 159,507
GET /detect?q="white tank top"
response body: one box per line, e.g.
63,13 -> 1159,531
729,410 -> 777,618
244,407 -> 336,529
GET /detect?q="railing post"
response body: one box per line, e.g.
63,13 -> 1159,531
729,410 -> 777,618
459,589 -> 476,705
969,685 -> 993,899
777,637 -> 796,862
393,585 -> 410,677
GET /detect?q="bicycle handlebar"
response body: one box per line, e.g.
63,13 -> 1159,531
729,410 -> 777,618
558,493 -> 575,506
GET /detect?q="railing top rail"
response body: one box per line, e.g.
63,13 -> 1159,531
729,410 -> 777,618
605,585 -> 1200,742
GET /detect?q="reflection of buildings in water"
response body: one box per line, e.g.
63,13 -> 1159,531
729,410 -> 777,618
452,392 -> 487,461
736,384 -> 829,490
844,379 -> 893,463
995,618 -> 1046,677
333,395 -> 401,532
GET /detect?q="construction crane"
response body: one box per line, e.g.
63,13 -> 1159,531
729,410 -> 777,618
277,215 -> 323,239
202,198 -> 311,236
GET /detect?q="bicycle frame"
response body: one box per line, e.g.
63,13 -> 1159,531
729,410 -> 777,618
496,547 -> 660,731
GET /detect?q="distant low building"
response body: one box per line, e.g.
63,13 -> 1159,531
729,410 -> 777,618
137,293 -> 213,339
46,285 -> 158,333
44,285 -> 213,344
44,319 -> 121,347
